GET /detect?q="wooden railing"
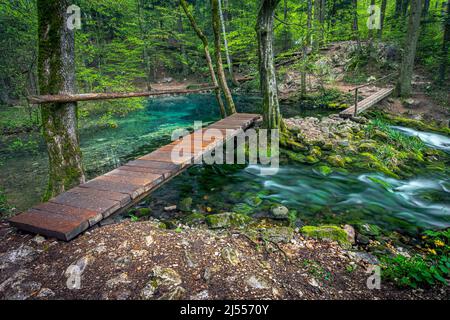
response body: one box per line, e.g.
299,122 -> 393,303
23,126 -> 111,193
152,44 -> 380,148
348,73 -> 396,117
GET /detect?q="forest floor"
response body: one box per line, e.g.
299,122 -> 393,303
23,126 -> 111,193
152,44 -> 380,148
0,220 -> 448,300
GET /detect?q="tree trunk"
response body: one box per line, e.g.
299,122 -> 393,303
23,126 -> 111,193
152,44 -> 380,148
369,0 -> 376,39
439,0 -> 450,83
218,0 -> 239,86
180,0 -> 226,118
396,0 -> 423,97
211,0 -> 236,114
137,0 -> 152,91
352,0 -> 360,48
37,0 -> 85,200
256,0 -> 283,129
378,0 -> 387,40
422,0 -> 430,17
395,0 -> 402,17
307,0 -> 313,46
282,0 -> 289,50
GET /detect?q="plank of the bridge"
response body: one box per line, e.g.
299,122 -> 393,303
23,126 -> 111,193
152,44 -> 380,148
9,113 -> 261,241
340,88 -> 394,117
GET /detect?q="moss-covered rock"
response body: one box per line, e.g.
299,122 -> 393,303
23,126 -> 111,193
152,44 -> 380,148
356,223 -> 382,237
316,165 -> 333,176
244,194 -> 263,207
309,146 -> 322,158
183,212 -> 206,226
305,155 -> 320,164
205,212 -> 252,229
261,226 -> 294,243
300,225 -> 352,247
136,208 -> 152,217
327,154 -> 346,167
178,197 -> 193,212
358,142 -> 378,152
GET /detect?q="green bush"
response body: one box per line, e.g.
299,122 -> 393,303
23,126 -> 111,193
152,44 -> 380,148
381,229 -> 450,288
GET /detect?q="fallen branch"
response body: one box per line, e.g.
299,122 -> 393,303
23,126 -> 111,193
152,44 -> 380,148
28,86 -> 218,104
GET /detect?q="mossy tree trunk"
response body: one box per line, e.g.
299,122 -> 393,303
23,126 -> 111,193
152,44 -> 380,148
378,0 -> 387,40
211,0 -> 236,115
218,0 -> 239,87
438,0 -> 450,83
396,0 -> 423,97
38,0 -> 85,200
352,0 -> 360,48
256,0 -> 283,129
180,0 -> 226,118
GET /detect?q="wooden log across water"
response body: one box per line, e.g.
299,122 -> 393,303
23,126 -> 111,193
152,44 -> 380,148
27,86 -> 218,104
9,113 -> 262,241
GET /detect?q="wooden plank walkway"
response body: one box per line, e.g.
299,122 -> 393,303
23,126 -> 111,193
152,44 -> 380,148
9,113 -> 261,241
340,87 -> 394,118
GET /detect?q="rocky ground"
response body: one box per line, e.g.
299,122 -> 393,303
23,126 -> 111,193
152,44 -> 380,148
0,219 -> 448,300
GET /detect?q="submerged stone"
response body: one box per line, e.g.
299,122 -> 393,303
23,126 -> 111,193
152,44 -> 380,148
179,197 -> 193,212
232,203 -> 255,215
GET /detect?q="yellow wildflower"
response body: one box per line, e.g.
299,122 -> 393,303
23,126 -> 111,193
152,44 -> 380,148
428,248 -> 437,255
434,239 -> 445,247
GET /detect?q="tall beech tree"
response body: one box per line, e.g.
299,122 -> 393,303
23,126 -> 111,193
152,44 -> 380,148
439,0 -> 450,83
38,0 -> 85,199
256,0 -> 283,129
180,0 -> 226,118
397,0 -> 423,97
211,0 -> 236,115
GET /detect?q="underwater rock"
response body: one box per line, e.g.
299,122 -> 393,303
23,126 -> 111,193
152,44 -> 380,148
178,197 -> 193,212
244,195 -> 263,207
232,203 -> 255,215
205,212 -> 252,229
136,208 -> 151,217
300,225 -> 351,247
356,223 -> 382,237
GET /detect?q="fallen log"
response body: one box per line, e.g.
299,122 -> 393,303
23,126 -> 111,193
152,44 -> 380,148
28,86 -> 218,104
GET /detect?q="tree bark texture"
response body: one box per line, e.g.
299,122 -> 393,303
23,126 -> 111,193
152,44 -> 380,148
256,0 -> 283,129
180,0 -> 226,117
37,0 -> 85,200
396,0 -> 423,97
211,0 -> 236,115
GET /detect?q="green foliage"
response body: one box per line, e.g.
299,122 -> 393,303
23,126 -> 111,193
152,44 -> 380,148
0,188 -> 11,217
7,137 -> 39,155
381,229 -> 450,288
367,118 -> 426,154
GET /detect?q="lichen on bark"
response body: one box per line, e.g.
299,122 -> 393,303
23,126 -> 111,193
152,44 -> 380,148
38,0 -> 85,200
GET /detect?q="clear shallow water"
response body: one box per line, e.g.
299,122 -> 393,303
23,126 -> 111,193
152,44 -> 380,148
0,94 -> 449,235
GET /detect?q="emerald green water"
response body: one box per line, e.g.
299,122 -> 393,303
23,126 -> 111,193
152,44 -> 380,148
0,94 -> 448,235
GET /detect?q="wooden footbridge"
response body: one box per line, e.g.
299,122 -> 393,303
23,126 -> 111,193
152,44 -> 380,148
339,73 -> 396,118
10,113 -> 261,241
